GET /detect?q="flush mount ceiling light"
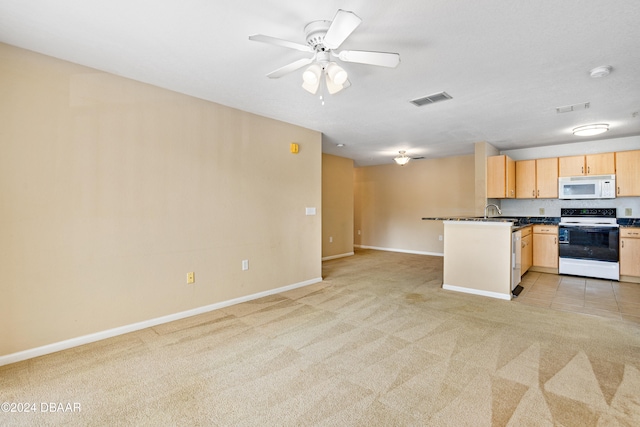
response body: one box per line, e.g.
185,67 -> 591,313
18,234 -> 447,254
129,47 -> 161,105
572,124 -> 609,136
394,151 -> 411,166
589,65 -> 612,78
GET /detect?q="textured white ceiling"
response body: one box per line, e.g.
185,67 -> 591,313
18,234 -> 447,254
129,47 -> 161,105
2,0 -> 639,166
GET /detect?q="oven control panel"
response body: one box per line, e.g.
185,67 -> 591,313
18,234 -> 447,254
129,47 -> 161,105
560,208 -> 616,218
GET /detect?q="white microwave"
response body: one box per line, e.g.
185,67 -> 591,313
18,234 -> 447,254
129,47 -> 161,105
558,175 -> 616,199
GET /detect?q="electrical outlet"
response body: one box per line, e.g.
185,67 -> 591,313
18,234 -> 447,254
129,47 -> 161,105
329,236 -> 333,243
242,260 -> 249,271
539,208 -> 545,215
439,235 -> 443,241
357,230 -> 361,235
187,272 -> 195,284
625,208 -> 632,216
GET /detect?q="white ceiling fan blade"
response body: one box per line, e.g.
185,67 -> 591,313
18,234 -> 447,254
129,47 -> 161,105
266,57 -> 314,79
337,50 -> 400,68
249,34 -> 313,52
323,10 -> 362,50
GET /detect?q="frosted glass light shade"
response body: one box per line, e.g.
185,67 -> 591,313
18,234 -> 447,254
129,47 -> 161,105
572,124 -> 609,136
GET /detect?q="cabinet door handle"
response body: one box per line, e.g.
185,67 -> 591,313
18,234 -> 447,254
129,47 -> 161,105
537,189 -> 540,197
587,166 -> 590,174
532,190 -> 535,197
617,186 -> 620,195
581,166 -> 584,174
554,237 -> 557,244
622,240 -> 625,248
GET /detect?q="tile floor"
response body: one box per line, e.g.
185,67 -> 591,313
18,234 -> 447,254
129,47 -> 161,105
515,271 -> 640,324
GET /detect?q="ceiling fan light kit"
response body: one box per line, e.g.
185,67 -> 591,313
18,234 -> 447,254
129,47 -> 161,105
302,64 -> 321,85
572,124 -> 609,136
326,62 -> 348,85
249,9 -> 400,96
589,65 -> 612,78
394,151 -> 411,166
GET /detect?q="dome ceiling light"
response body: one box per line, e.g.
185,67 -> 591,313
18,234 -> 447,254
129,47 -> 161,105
589,65 -> 612,78
572,124 -> 609,136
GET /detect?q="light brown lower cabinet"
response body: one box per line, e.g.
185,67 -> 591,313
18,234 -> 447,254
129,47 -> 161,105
533,225 -> 558,269
521,226 -> 533,276
620,228 -> 640,278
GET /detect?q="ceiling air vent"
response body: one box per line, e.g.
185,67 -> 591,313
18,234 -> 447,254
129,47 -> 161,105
410,91 -> 452,107
556,102 -> 590,114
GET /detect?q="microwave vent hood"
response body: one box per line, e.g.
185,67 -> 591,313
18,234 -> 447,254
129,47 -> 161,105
558,175 -> 616,200
560,174 -> 615,181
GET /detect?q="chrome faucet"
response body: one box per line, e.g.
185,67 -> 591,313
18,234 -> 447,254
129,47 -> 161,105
484,203 -> 502,219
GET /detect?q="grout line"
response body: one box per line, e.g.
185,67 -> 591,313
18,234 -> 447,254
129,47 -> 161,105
518,272 -> 636,320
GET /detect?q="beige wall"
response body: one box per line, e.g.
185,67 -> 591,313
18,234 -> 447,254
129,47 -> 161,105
476,141 -> 500,216
443,221 -> 512,299
321,154 -> 354,259
0,43 -> 322,356
354,155 -> 476,254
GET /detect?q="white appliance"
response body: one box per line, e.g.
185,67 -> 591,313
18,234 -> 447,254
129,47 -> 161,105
558,175 -> 616,199
558,208 -> 619,280
511,229 -> 522,294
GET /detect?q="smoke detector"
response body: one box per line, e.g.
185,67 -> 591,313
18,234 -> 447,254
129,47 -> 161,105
589,66 -> 612,78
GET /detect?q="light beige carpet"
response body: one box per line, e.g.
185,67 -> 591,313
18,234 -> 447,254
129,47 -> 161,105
2,249 -> 640,426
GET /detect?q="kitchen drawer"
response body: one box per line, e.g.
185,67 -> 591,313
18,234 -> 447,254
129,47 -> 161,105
533,225 -> 557,234
520,226 -> 532,238
620,228 -> 640,238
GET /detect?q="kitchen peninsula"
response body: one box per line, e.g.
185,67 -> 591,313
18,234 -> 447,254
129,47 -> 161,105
423,217 -> 520,300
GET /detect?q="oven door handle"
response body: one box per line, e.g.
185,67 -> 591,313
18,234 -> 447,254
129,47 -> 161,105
559,222 -> 619,228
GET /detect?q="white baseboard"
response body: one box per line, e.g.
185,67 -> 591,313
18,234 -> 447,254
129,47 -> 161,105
354,245 -> 443,257
442,284 -> 512,301
322,252 -> 355,261
0,277 -> 322,367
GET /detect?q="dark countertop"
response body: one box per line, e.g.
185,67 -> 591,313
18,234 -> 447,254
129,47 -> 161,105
423,216 -> 640,227
421,216 -> 516,223
421,216 -> 560,226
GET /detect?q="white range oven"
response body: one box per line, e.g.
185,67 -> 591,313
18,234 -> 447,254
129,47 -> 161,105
558,208 -> 619,280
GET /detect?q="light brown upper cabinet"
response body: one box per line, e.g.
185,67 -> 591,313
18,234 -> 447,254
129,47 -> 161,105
515,157 -> 558,198
615,150 -> 640,196
558,153 -> 615,176
487,155 -> 515,198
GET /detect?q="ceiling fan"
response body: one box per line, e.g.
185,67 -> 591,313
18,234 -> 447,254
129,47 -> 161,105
249,9 -> 400,95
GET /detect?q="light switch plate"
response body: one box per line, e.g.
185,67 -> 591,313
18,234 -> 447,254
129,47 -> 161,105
305,207 -> 316,216
625,208 -> 632,216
